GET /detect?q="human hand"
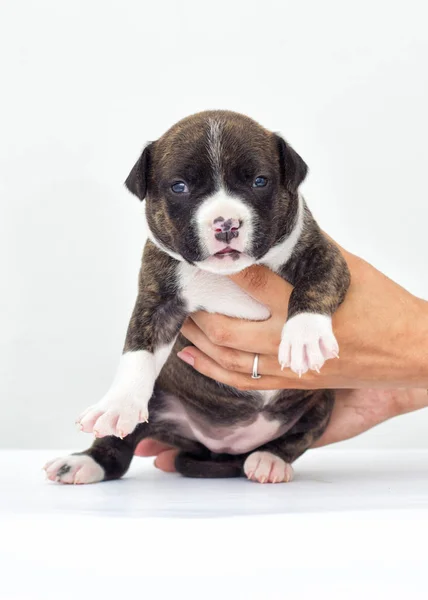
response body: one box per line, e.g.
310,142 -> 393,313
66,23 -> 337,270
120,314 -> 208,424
135,388 -> 428,471
177,244 -> 428,390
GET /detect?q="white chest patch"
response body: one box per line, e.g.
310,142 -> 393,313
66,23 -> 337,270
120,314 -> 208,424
178,262 -> 270,321
258,390 -> 279,405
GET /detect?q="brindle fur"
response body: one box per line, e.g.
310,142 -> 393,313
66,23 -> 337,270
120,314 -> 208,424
77,387 -> 334,479
281,207 -> 350,318
123,242 -> 186,353
128,111 -> 305,264
72,111 -> 349,481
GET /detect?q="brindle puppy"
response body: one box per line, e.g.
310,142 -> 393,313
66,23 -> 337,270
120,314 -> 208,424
45,111 -> 350,485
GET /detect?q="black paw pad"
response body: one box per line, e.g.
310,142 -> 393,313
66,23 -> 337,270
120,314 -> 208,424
57,464 -> 71,477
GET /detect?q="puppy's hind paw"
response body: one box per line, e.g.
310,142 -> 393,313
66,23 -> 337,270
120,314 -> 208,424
244,451 -> 293,484
44,454 -> 104,485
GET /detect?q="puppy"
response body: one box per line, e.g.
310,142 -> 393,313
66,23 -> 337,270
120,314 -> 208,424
45,110 -> 350,484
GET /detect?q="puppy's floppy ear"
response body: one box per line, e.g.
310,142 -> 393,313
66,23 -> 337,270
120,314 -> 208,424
275,134 -> 308,193
124,142 -> 154,201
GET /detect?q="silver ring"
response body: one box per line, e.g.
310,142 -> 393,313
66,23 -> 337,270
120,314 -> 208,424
251,354 -> 261,379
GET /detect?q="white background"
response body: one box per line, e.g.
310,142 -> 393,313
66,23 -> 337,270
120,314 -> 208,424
1,0 -> 427,449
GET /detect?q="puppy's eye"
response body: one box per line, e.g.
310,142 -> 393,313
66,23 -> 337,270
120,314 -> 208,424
171,181 -> 189,194
253,176 -> 268,188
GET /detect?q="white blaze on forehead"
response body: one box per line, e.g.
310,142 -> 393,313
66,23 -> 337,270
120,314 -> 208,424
207,118 -> 222,180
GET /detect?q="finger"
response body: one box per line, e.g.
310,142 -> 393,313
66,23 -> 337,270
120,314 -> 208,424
181,319 -> 287,377
229,265 -> 292,307
177,345 -> 311,390
154,449 -> 179,473
188,312 -> 279,355
134,439 -> 174,457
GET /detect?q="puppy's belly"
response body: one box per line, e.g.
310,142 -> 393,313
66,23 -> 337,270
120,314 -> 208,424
157,394 -> 282,455
188,415 -> 282,454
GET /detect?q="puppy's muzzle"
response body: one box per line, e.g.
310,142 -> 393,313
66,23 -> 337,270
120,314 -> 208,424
212,217 -> 241,244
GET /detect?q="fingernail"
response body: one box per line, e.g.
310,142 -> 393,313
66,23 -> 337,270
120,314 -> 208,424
177,351 -> 195,367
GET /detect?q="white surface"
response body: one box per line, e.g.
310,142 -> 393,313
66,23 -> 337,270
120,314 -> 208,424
2,449 -> 428,599
1,0 -> 428,449
5,448 -> 428,518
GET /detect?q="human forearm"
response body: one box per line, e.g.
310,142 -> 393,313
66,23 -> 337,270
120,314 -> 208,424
177,252 -> 428,390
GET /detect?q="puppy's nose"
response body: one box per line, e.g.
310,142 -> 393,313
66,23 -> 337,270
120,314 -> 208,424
212,217 -> 241,244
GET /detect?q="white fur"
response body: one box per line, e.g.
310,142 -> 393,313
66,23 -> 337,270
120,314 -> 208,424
278,312 -> 339,376
194,190 -> 254,250
77,345 -> 173,438
207,118 -> 222,180
193,189 -> 255,274
259,193 -> 304,271
44,454 -> 104,485
178,261 -> 270,320
244,451 -> 294,483
155,340 -> 176,373
258,390 -> 279,405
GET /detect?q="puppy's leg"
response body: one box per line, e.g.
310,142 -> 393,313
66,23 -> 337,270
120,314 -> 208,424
44,419 -> 152,484
175,452 -> 244,479
76,241 -> 188,439
45,419 -> 206,484
244,390 -> 334,483
278,230 -> 350,376
44,429 -> 143,484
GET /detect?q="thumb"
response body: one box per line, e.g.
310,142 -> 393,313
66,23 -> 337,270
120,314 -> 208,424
229,265 -> 293,307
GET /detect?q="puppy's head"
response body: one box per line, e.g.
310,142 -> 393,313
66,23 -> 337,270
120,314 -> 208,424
125,110 -> 307,274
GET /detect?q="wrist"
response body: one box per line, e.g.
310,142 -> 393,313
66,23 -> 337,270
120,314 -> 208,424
405,298 -> 428,388
393,388 -> 428,417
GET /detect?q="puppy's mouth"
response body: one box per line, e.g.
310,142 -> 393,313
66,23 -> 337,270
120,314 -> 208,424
214,247 -> 242,260
196,247 -> 254,274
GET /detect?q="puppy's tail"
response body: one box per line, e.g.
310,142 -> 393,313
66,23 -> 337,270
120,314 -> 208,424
175,451 -> 243,478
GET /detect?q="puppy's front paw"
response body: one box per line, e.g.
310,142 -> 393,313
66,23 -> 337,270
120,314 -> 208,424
77,351 -> 155,438
244,451 -> 294,483
278,313 -> 339,376
44,454 -> 104,484
76,390 -> 149,439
